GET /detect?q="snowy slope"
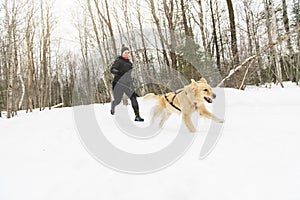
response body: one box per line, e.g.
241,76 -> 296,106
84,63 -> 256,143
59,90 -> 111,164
0,83 -> 300,200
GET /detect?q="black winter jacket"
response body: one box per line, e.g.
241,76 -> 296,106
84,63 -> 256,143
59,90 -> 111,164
110,56 -> 133,87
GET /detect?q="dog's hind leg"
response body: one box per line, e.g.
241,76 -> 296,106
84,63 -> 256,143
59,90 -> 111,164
150,105 -> 164,125
159,111 -> 172,128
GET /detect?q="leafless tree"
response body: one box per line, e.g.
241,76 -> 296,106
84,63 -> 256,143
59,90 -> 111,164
147,0 -> 170,67
209,0 -> 221,72
264,0 -> 283,87
226,0 -> 239,66
25,0 -> 36,112
3,0 -> 19,118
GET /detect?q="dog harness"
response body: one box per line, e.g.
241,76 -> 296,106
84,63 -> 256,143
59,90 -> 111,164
164,89 -> 183,112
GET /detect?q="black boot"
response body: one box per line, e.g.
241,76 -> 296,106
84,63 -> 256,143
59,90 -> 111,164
110,103 -> 115,115
134,115 -> 144,122
134,109 -> 144,122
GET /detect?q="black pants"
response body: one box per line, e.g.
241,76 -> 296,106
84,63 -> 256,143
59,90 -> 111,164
111,82 -> 139,115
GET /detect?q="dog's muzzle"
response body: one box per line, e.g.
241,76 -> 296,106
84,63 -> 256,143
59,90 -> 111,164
204,93 -> 216,103
204,97 -> 213,103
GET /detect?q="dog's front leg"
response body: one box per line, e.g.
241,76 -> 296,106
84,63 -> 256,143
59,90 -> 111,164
182,113 -> 196,132
198,104 -> 224,123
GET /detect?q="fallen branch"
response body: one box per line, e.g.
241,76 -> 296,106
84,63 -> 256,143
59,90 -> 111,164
51,103 -> 64,109
217,27 -> 300,87
217,55 -> 256,87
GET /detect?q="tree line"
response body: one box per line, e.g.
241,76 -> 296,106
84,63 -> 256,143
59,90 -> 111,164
0,0 -> 299,118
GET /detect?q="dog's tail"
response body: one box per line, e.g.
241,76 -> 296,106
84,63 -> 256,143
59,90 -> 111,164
143,93 -> 161,101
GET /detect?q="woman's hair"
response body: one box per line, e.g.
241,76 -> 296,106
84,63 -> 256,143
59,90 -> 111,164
121,44 -> 129,55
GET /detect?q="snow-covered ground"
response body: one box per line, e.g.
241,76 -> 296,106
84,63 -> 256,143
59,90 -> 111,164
1,82 -> 300,200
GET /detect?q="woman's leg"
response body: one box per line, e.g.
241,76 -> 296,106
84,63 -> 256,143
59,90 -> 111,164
124,87 -> 144,121
129,93 -> 139,115
130,94 -> 144,121
111,83 -> 124,115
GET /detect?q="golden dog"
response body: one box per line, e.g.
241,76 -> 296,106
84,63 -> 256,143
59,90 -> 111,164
144,78 -> 224,132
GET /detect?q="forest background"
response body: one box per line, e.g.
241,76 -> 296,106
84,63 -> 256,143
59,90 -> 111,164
0,0 -> 299,118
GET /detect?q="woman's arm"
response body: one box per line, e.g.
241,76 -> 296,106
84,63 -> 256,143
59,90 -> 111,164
110,59 -> 120,75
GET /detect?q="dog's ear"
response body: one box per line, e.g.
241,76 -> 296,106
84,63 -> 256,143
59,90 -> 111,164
191,79 -> 196,83
199,78 -> 207,83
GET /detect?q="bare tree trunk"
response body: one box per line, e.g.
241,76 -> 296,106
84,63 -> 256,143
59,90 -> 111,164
86,5 -> 110,101
243,1 -> 253,56
7,63 -> 13,118
215,0 -> 225,69
209,0 -> 221,72
57,61 -> 64,106
99,17 -> 111,64
297,0 -> 300,51
136,3 -> 149,64
0,38 -> 3,117
26,7 -> 34,112
37,48 -> 43,110
264,0 -> 283,87
226,0 -> 239,66
86,0 -> 106,66
18,60 -> 25,110
93,0 -> 117,55
294,0 -> 300,84
121,0 -> 136,53
0,90 -> 2,117
282,0 -> 297,82
77,6 -> 92,105
148,0 -> 170,67
163,0 -> 177,70
48,44 -> 52,109
249,6 -> 263,84
6,51 -> 13,118
242,0 -> 259,85
195,0 -> 208,53
135,2 -> 152,93
12,13 -> 19,116
0,73 -> 2,117
114,5 -> 125,46
180,0 -> 190,37
41,0 -> 49,109
4,0 -> 15,118
282,0 -> 294,54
